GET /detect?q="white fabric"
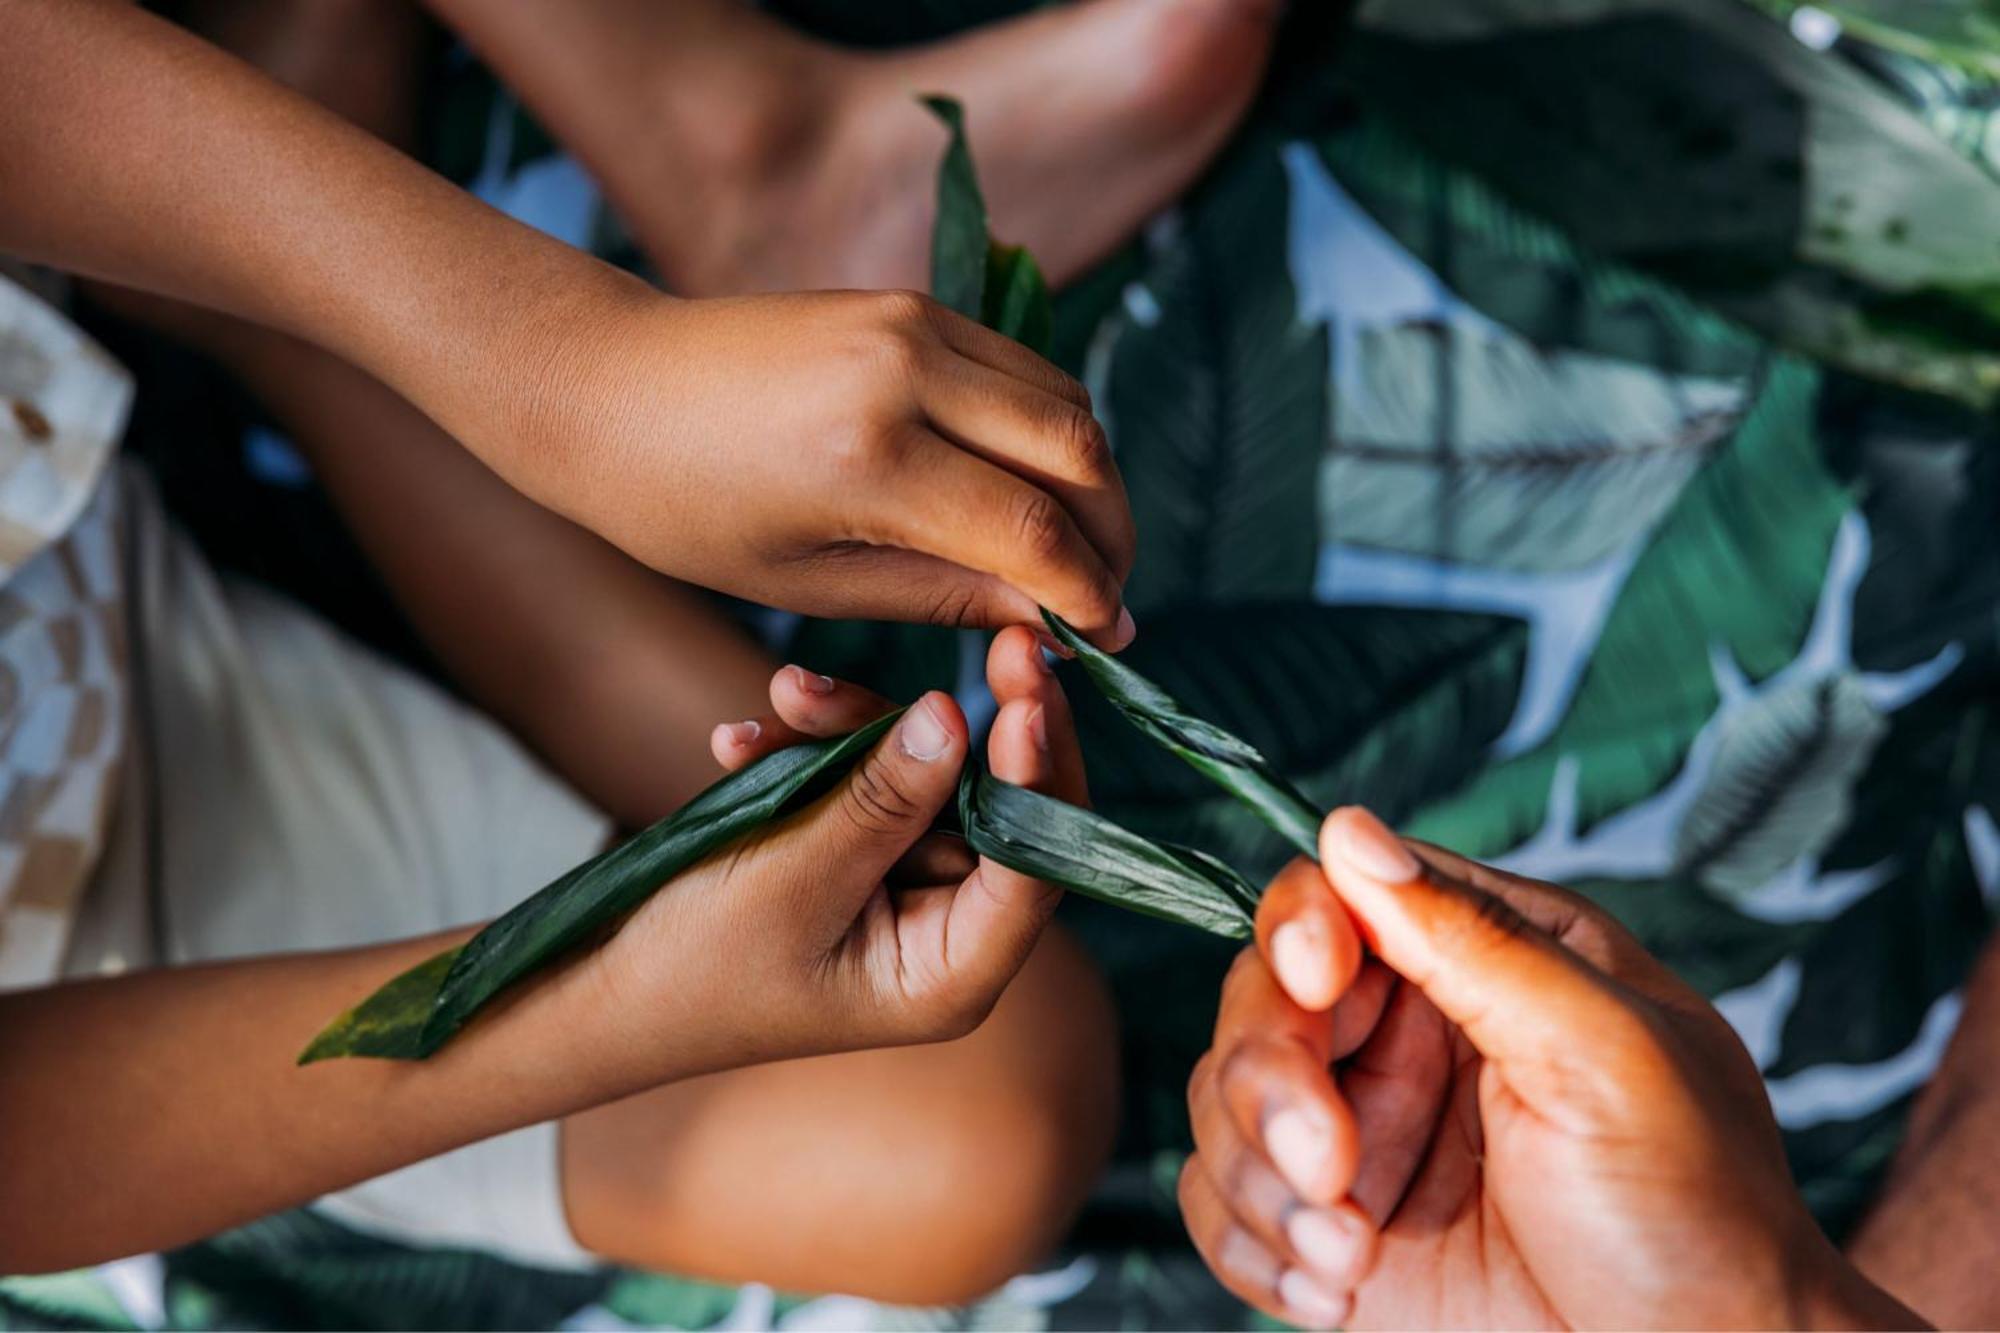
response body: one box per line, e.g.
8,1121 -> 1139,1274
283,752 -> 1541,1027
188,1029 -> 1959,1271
65,466 -> 610,1269
0,276 -> 130,987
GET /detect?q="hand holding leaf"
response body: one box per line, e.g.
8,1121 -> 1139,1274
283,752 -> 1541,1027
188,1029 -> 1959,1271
306,95 -> 1294,1062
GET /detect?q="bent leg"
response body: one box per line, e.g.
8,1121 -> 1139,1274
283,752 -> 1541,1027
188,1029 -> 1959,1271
561,925 -> 1119,1306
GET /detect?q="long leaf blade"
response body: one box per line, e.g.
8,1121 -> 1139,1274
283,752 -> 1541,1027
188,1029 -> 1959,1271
959,766 -> 1256,939
1042,610 -> 1322,859
924,94 -> 989,324
302,711 -> 902,1062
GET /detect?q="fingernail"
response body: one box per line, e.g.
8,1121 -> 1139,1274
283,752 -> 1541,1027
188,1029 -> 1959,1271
1264,1107 -> 1329,1198
898,698 -> 951,762
1337,808 -> 1420,882
718,719 -> 761,748
1288,1207 -> 1363,1284
1029,644 -> 1054,676
1027,703 -> 1049,753
1271,921 -> 1335,1009
1215,1227 -> 1277,1287
1278,1268 -> 1349,1329
1033,627 -> 1076,660
790,665 -> 835,695
1112,605 -> 1137,650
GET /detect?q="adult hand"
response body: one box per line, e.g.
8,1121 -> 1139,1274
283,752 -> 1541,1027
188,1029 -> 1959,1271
508,288 -> 1136,649
1180,807 -> 1924,1330
592,626 -> 1088,1070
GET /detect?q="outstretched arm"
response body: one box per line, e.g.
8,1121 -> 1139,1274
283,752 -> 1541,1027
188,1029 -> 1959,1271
1,0 -> 1138,645
0,636 -> 1084,1275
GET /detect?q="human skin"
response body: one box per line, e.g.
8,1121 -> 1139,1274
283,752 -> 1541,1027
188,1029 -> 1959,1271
419,0 -> 1283,297
1847,935 -> 2000,1328
1180,808 -> 1926,1330
0,631 -> 1099,1276
0,0 -> 1136,647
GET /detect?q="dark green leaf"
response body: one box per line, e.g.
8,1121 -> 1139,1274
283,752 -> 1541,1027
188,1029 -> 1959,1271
302,712 -> 902,1062
1042,611 -> 1322,859
1746,0 -> 2000,80
1109,136 -> 1326,611
1072,603 -> 1530,879
924,94 -> 990,324
1343,0 -> 2000,407
924,94 -> 1054,355
984,242 -> 1052,355
960,766 -> 1256,939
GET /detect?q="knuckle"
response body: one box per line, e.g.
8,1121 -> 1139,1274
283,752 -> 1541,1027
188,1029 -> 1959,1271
1010,489 -> 1073,567
839,756 -> 924,837
925,579 -> 988,631
872,288 -> 936,334
1216,1037 -> 1271,1095
1049,404 -> 1112,477
1432,885 -> 1535,967
1051,367 -> 1092,410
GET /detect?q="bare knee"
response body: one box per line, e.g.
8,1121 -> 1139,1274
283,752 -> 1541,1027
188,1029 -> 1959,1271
563,925 -> 1119,1306
865,927 -> 1120,1304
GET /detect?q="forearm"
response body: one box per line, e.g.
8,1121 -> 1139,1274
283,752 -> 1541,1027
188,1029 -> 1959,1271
0,926 -> 672,1272
1847,936 -> 2000,1327
210,323 -> 775,824
0,0 -> 636,484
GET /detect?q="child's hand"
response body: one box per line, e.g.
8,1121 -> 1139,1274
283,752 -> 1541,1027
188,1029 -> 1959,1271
590,627 -> 1088,1069
1179,809 -> 1919,1331
509,289 -> 1136,650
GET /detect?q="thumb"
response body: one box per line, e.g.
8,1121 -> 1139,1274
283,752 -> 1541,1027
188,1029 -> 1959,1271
1317,807 -> 1645,1084
783,693 -> 967,916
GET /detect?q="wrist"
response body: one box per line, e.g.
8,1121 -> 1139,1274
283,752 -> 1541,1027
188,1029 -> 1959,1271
446,257 -> 670,528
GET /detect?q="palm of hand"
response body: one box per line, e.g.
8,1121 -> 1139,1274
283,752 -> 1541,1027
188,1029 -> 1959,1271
1334,931 -> 1798,1332
1336,980 -> 1564,1331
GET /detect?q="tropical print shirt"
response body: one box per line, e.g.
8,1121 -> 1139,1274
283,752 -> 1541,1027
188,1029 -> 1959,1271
6,0 -> 1996,1328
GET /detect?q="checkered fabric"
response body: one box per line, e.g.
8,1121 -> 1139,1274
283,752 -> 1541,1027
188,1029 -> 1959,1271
0,275 -> 132,987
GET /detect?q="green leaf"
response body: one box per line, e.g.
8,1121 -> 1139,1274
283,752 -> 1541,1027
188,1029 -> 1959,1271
302,712 -> 902,1061
1042,611 -> 1322,859
1342,0 -> 2000,407
1109,136 -> 1327,611
1325,318 -> 1749,572
923,94 -> 1054,354
1316,111 -> 1763,379
1073,603 -> 1530,878
924,94 -> 989,324
960,767 -> 1256,938
1746,0 -> 2000,81
984,241 -> 1052,354
1411,358 -> 1854,858
1673,673 -> 1889,899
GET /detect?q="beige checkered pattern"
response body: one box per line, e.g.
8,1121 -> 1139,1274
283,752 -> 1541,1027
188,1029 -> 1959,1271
0,275 -> 131,987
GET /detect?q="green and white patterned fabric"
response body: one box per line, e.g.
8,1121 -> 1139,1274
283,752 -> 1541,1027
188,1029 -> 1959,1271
8,1 -> 1997,1327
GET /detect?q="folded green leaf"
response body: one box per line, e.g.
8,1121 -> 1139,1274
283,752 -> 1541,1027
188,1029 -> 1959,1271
923,95 -> 1056,356
924,94 -> 989,325
1041,610 -> 1322,860
959,765 -> 1257,939
309,96 -> 1307,1064
302,712 -> 902,1062
983,242 -> 1052,355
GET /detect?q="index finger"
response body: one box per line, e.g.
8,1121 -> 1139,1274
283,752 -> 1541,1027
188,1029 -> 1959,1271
1255,858 -> 1363,1013
927,301 -> 1092,409
879,430 -> 1132,649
